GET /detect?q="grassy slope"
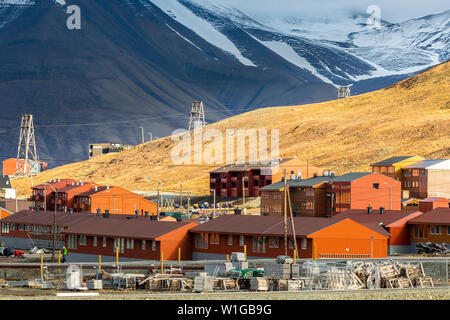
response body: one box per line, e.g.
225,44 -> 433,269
12,62 -> 450,197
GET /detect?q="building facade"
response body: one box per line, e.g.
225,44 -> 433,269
210,158 -> 323,198
371,156 -> 424,180
401,159 -> 450,199
190,215 -> 389,260
408,207 -> 450,246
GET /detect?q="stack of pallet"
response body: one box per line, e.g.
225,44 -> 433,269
250,277 -> 269,291
325,267 -> 364,290
277,279 -> 305,291
400,263 -> 434,288
214,278 -> 240,291
193,276 -> 214,293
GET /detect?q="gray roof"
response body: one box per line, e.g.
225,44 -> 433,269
403,159 -> 448,169
260,172 -> 372,191
0,175 -> 11,189
371,156 -> 416,166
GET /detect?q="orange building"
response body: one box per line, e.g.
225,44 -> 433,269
190,215 -> 389,260
74,186 -> 157,216
408,207 -> 450,246
333,208 -> 423,254
2,158 -> 48,176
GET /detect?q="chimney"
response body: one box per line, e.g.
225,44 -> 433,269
105,209 -> 110,218
367,206 -> 372,214
145,211 -> 149,218
69,208 -> 74,214
135,209 -> 139,217
96,208 -> 101,216
35,206 -> 39,213
95,186 -> 98,192
379,207 -> 385,214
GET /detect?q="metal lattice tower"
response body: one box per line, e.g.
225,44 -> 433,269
188,101 -> 206,131
16,114 -> 39,177
338,86 -> 351,99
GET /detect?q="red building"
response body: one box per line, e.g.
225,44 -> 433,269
210,158 -> 323,198
408,207 -> 450,246
333,208 -> 422,254
418,197 -> 449,213
189,215 -> 389,260
31,179 -> 78,210
63,218 -> 197,262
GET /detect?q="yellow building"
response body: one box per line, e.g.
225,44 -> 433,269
371,156 -> 425,180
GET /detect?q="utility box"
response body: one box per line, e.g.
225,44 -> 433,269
264,263 -> 300,279
87,279 -> 103,290
231,252 -> 246,262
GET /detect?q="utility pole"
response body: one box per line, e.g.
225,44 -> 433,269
156,187 -> 160,220
213,189 -> 216,218
283,169 -> 288,256
148,132 -> 152,142
242,176 -> 245,206
330,182 -> 334,217
53,187 -> 57,262
179,184 -> 183,207
188,101 -> 206,131
287,184 -> 299,259
187,192 -> 191,214
139,127 -> 145,144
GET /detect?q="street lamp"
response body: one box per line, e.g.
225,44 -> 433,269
43,183 -> 58,263
382,182 -> 392,210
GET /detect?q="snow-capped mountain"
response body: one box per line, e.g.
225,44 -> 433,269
149,0 -> 449,84
0,0 -> 448,164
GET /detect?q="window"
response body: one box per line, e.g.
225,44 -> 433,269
67,235 -> 78,250
301,238 -> 307,250
18,224 -> 24,231
10,223 -> 15,231
430,225 -> 442,235
447,226 -> 450,235
388,166 -> 395,173
102,237 -> 107,247
195,233 -> 208,249
404,170 -> 410,177
414,225 -> 425,239
210,233 -> 219,245
252,236 -> 266,253
288,238 -> 295,249
141,240 -> 146,251
113,238 -> 124,253
239,235 -> 244,246
1,222 -> 9,234
227,235 -> 233,246
268,237 -> 279,248
93,236 -> 97,247
79,235 -> 87,246
152,241 -> 157,251
126,239 -> 134,249
373,183 -> 379,189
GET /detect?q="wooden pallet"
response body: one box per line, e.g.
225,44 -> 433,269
250,277 -> 269,291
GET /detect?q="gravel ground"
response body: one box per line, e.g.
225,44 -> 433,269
0,287 -> 448,300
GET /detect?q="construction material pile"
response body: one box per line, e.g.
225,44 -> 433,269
416,242 -> 448,255
351,261 -> 434,289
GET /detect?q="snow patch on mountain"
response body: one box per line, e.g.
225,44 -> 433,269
150,0 -> 256,67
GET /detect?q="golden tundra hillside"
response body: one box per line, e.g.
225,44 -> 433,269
12,61 -> 450,197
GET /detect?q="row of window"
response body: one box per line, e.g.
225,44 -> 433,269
403,169 -> 426,177
194,233 -> 308,251
403,180 -> 426,188
414,225 -> 450,238
66,234 -> 158,252
1,223 -> 64,234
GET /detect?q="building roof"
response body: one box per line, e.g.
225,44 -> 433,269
0,175 -> 11,189
332,209 -> 422,227
403,159 -> 450,169
371,156 -> 416,166
75,186 -> 109,197
190,214 -> 389,238
210,158 -> 293,173
260,172 -> 372,191
63,218 -> 196,240
1,210 -> 97,227
420,197 -> 449,203
407,207 -> 450,225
